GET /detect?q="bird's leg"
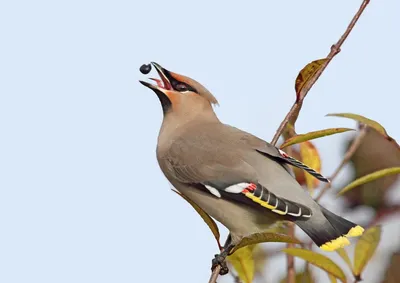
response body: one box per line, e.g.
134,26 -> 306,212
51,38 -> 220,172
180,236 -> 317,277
211,234 -> 235,275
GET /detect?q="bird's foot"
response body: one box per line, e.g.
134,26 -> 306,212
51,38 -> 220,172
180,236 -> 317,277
211,252 -> 229,275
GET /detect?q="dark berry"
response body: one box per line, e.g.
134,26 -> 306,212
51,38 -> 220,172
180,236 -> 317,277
140,64 -> 151,74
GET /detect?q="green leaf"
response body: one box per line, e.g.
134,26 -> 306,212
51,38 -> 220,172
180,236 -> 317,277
336,248 -> 353,274
171,189 -> 221,249
231,232 -> 301,254
227,245 -> 255,283
326,113 -> 388,137
337,167 -> 400,195
353,226 -> 381,277
283,248 -> 347,282
280,128 -> 353,149
295,59 -> 328,100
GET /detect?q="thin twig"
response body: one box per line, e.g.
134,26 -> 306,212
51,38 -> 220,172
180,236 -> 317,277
315,125 -> 367,202
208,237 -> 231,283
270,0 -> 371,145
270,3 -> 371,282
271,103 -> 300,145
283,146 -> 297,283
207,1 -> 371,282
286,222 -> 296,283
298,0 -> 371,100
208,266 -> 221,283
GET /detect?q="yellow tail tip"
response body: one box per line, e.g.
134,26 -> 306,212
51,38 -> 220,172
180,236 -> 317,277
320,236 -> 350,252
346,225 -> 364,237
320,226 -> 364,251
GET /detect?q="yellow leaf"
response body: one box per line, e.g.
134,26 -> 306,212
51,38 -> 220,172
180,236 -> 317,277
283,248 -> 347,283
252,245 -> 269,276
289,149 -> 307,186
336,248 -> 354,275
227,245 -> 255,283
337,167 -> 400,196
279,270 -> 315,283
328,274 -> 338,283
326,113 -> 388,137
295,58 -> 328,100
353,226 -> 381,277
280,128 -> 354,149
300,141 -> 321,190
231,232 -> 301,254
171,190 -> 221,249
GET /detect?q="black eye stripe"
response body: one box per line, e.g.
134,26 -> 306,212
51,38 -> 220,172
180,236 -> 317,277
174,82 -> 188,91
162,69 -> 198,93
172,81 -> 197,93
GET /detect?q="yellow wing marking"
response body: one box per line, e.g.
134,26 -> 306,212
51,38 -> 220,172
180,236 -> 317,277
244,192 -> 287,215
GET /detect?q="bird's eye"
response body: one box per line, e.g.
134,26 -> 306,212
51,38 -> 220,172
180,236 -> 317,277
175,83 -> 189,92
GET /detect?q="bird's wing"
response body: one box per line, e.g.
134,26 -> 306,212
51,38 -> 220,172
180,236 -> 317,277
235,127 -> 329,183
162,123 -> 314,219
208,181 -> 313,219
163,128 -> 256,186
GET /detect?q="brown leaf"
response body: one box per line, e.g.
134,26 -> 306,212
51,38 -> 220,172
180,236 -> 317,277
343,127 -> 400,208
171,190 -> 221,249
295,59 -> 328,101
382,252 -> 400,283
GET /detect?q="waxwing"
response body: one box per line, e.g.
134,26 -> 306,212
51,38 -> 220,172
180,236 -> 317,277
139,62 -> 364,254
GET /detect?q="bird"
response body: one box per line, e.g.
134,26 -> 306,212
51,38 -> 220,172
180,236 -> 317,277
139,62 -> 364,259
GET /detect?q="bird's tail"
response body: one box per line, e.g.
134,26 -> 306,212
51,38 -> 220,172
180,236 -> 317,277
296,205 -> 364,251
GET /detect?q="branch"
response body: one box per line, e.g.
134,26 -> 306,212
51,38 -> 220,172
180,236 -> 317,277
315,125 -> 367,202
281,145 -> 297,283
208,1 -> 372,282
286,223 -> 296,283
271,103 -> 300,145
271,0 -> 371,145
208,236 -> 231,283
208,266 -> 221,283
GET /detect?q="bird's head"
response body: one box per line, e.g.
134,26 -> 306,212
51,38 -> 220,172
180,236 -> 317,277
139,62 -> 218,116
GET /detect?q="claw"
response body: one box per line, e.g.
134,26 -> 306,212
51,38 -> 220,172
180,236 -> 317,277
211,253 -> 229,275
210,235 -> 235,276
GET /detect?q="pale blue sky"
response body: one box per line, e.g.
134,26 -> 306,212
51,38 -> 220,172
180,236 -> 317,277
1,1 -> 399,282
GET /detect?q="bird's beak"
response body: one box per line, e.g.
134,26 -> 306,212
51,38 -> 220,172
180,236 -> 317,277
139,62 -> 174,112
139,62 -> 173,92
